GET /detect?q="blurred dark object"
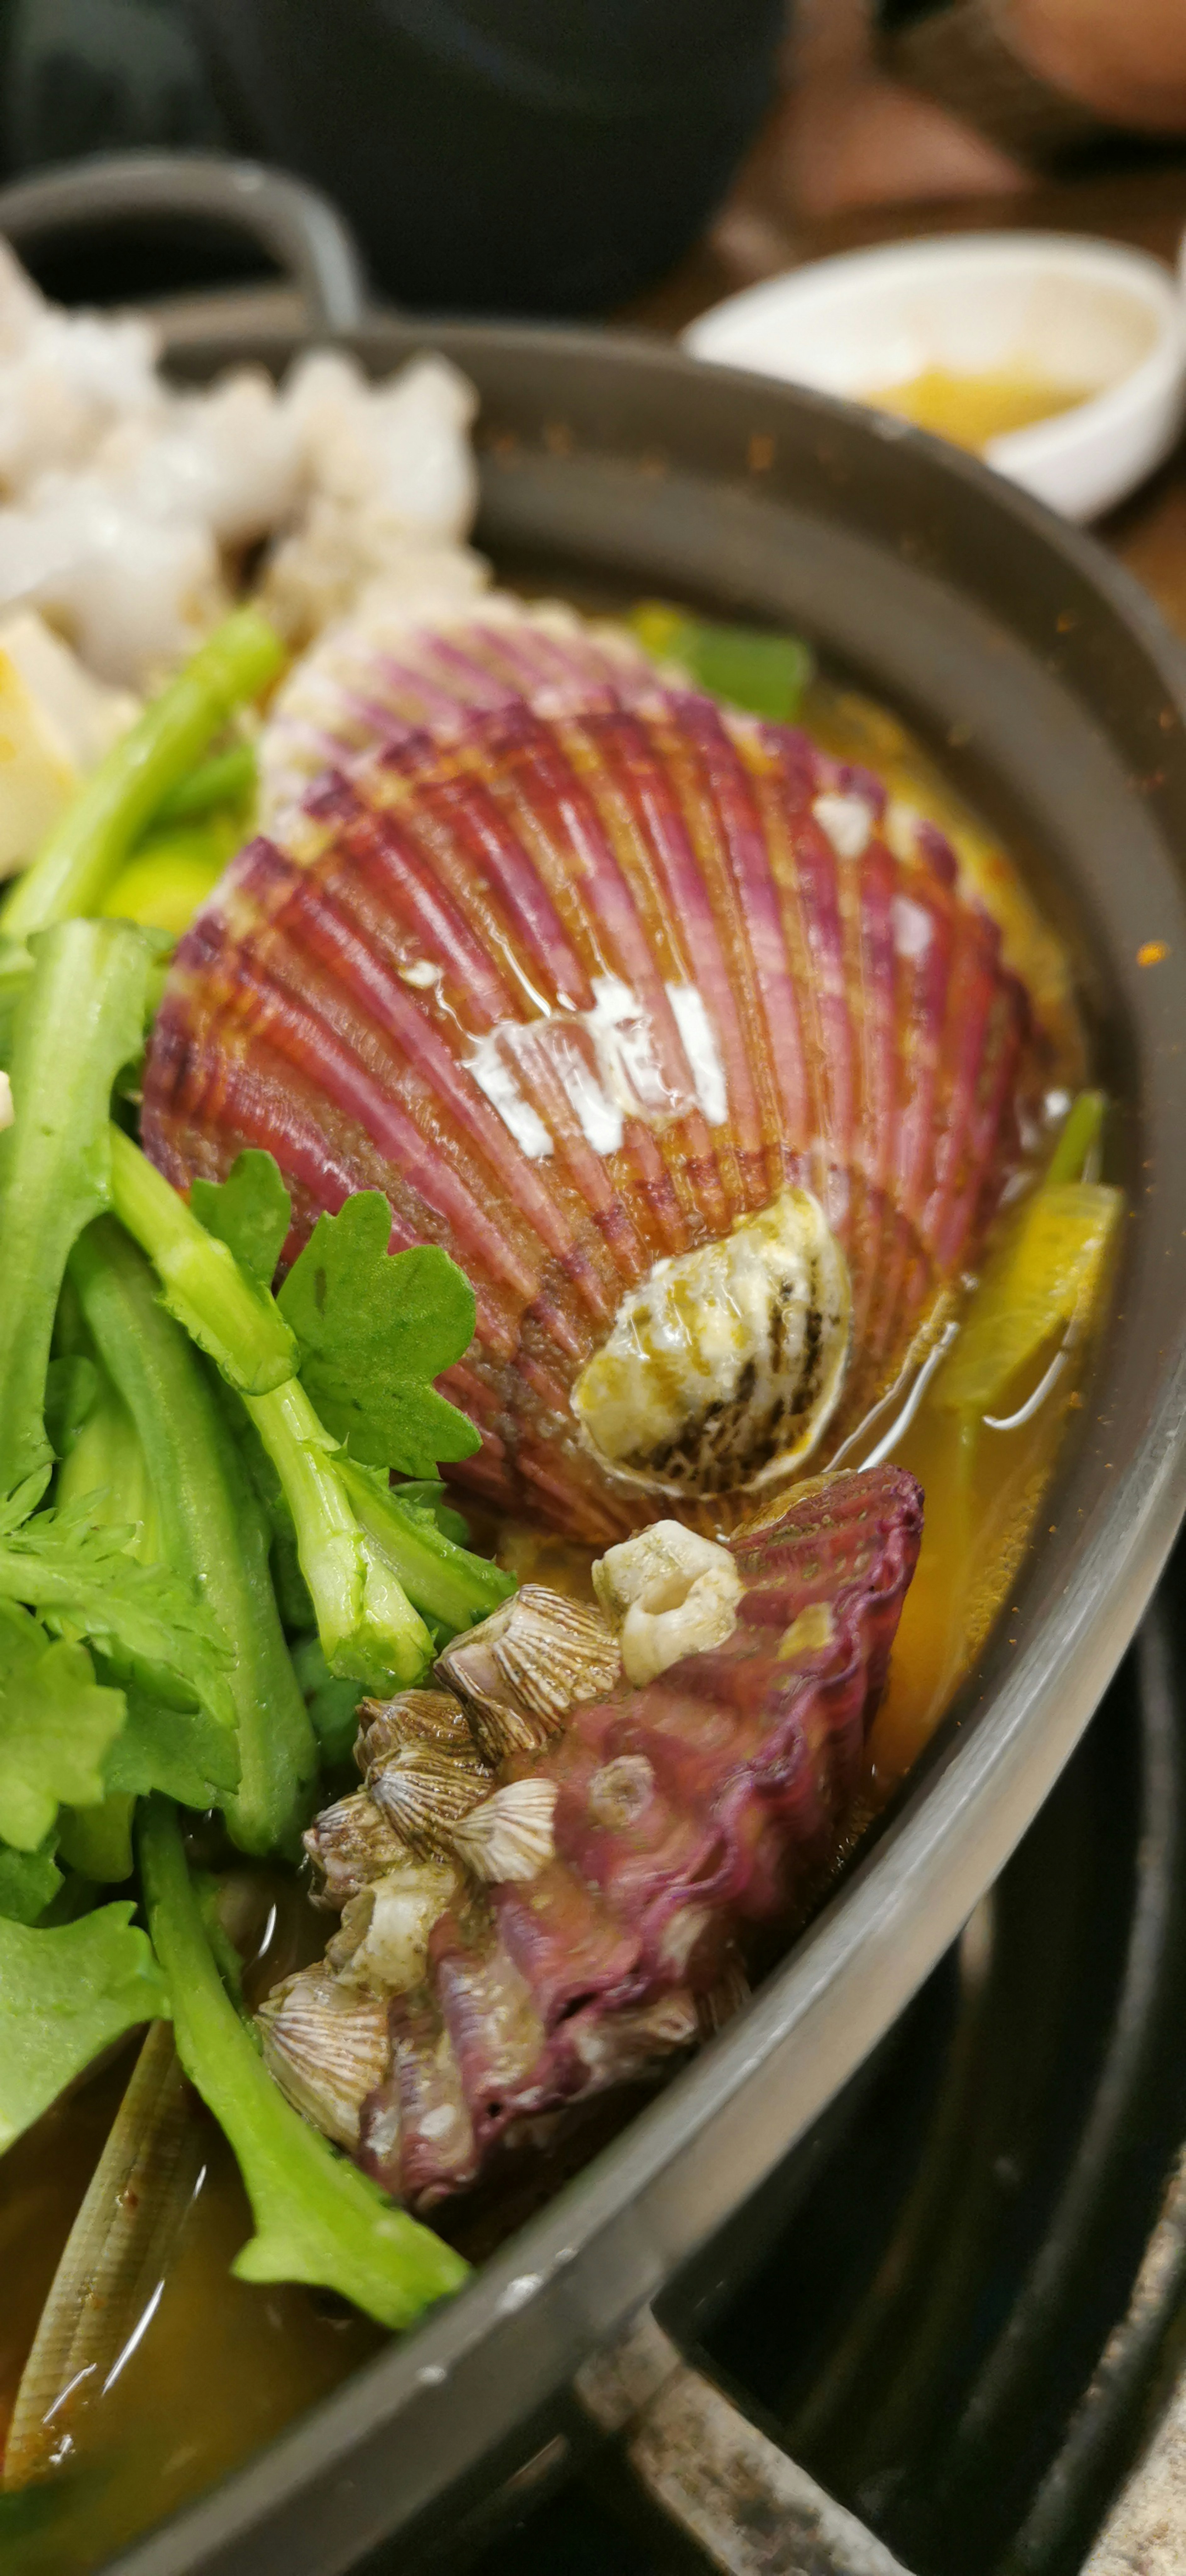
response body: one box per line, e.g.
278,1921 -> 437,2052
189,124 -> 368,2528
1,0 -> 788,314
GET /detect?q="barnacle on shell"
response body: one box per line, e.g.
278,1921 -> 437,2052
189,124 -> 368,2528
437,1586 -> 621,1759
355,1687 -> 481,1774
259,1464 -> 924,2210
256,1970 -> 391,2150
143,603 -> 1057,1545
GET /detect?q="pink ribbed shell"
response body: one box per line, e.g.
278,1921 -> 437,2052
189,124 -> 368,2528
143,608 -> 1049,1543
352,1463 -> 922,2210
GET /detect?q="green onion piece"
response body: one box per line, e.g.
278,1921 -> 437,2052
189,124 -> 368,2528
630,601 -> 814,723
139,1796 -> 468,2329
2,609 -> 284,939
151,741 -> 257,828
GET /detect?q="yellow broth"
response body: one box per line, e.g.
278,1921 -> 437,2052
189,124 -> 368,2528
0,685 -> 1098,2568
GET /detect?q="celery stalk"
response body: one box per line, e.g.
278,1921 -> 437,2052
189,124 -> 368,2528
2,609 -> 284,939
108,1123 -> 296,1397
0,921 -> 151,1497
69,1219 -> 317,1856
139,1797 -> 468,2329
151,741 -> 257,827
245,1377 -> 433,1691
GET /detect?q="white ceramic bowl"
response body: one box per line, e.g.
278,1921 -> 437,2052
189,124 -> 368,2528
683,233 -> 1186,522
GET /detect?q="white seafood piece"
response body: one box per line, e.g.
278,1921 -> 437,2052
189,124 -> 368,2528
282,350 -> 478,537
0,301 -> 163,497
593,1524 -> 742,1686
92,370 -> 306,550
0,474 -> 224,685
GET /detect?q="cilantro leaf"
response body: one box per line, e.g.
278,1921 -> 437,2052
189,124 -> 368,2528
0,1606 -> 125,1851
278,1194 -> 480,1475
0,1496 -> 235,1731
103,1685 -> 241,1809
191,1150 -> 292,1291
0,1901 -> 168,2150
0,1838 -> 62,1924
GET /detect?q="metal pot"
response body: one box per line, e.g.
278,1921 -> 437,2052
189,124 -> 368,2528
6,154 -> 1186,2576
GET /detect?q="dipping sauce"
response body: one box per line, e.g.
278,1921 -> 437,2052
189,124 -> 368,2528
864,365 -> 1089,453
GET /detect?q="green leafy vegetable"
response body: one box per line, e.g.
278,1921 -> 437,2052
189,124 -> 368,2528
192,1148 -> 293,1291
140,1796 -> 468,2329
56,1796 -> 136,1886
630,601 -> 815,723
0,919 -> 153,1496
1,607 -> 285,940
104,1685 -> 241,1808
279,1194 -> 480,1474
0,1900 -> 168,2150
0,1495 -> 235,1731
0,1839 -> 62,1924
0,1602 -> 125,1852
291,1635 -> 363,1766
43,1355 -> 101,1465
108,1133 -> 509,1687
69,1218 -> 316,1856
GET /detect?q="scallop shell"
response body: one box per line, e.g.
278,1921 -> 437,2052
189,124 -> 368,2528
143,604 -> 1055,1544
260,1463 -> 923,2211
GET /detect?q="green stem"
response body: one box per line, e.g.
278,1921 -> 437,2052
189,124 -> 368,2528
69,1219 -> 316,1856
246,1380 -> 433,1691
1046,1088 -> 1106,1186
2,609 -> 284,939
0,922 -> 151,1497
150,740 -> 257,827
108,1125 -> 295,1397
139,1797 -> 468,2329
340,1459 -> 514,1634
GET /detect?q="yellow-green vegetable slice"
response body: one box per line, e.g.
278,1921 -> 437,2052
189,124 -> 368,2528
933,1180 -> 1121,1417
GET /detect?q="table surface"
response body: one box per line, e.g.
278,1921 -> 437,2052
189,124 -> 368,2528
630,155 -> 1186,641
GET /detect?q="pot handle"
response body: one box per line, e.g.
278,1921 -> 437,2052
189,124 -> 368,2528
0,151 -> 370,336
576,2310 -> 916,2575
